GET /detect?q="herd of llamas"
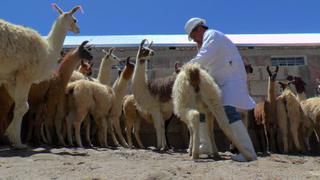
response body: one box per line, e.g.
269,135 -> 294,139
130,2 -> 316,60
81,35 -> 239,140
0,4 -> 320,161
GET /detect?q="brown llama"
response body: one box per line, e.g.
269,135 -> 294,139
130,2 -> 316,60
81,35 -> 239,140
253,66 -> 279,153
0,86 -> 14,144
36,41 -> 93,146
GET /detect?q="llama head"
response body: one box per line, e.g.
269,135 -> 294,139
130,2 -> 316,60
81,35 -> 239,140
278,81 -> 291,92
76,40 -> 93,61
266,65 -> 279,81
52,3 -> 81,34
316,78 -> 320,95
102,48 -> 121,66
287,75 -> 306,93
137,39 -> 154,64
245,64 -> 253,74
79,60 -> 93,76
122,56 -> 135,80
174,61 -> 181,74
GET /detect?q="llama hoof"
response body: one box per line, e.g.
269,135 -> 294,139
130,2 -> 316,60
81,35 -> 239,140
88,144 -> 94,148
231,153 -> 257,162
191,154 -> 199,160
210,153 -> 221,160
12,143 -> 28,150
58,141 -> 67,147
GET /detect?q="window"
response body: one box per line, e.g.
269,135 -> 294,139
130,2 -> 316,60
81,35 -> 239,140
271,56 -> 306,66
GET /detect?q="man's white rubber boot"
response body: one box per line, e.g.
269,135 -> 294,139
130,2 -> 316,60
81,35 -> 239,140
230,120 -> 257,162
199,121 -> 210,155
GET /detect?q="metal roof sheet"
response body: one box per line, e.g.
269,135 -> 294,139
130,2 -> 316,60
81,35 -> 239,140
63,33 -> 320,48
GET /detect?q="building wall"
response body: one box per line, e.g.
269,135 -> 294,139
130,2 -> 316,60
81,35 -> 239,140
67,45 -> 320,151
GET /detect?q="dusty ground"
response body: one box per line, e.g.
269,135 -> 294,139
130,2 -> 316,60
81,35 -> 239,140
0,146 -> 320,180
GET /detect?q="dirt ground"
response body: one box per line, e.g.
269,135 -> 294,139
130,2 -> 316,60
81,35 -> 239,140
0,146 -> 320,180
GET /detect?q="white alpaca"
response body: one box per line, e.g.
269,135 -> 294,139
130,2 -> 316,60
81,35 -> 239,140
97,48 -> 121,86
132,39 -> 175,150
288,76 -> 319,151
300,97 -> 320,148
65,58 -> 134,147
0,4 -> 82,148
277,85 -> 304,152
172,63 -> 254,160
70,60 -> 94,82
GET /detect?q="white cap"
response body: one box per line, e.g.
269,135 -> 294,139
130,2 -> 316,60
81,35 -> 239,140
184,17 -> 206,41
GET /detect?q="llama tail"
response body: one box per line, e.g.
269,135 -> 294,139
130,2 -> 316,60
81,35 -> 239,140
184,64 -> 201,93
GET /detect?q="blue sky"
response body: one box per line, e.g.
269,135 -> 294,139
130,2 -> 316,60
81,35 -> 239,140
0,0 -> 319,36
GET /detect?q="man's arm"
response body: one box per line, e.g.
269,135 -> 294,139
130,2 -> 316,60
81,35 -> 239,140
188,31 -> 220,67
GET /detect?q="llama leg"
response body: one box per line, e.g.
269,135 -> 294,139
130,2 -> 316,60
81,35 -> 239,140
125,116 -> 134,148
4,81 -> 31,149
290,124 -> 302,152
25,112 -> 34,143
263,124 -> 270,153
187,124 -> 193,156
276,101 -> 288,153
304,126 -> 314,151
43,106 -> 54,144
206,112 -> 219,158
108,118 -> 120,147
83,116 -> 93,147
66,111 -> 75,146
151,111 -> 167,150
73,109 -> 87,148
55,103 -> 66,146
111,116 -> 128,148
97,117 -> 108,147
186,109 -> 200,159
133,118 -> 145,149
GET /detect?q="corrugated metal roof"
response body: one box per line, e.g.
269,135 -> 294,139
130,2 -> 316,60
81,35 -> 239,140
63,33 -> 320,48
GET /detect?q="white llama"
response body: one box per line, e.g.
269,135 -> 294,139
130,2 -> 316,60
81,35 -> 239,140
172,63 -> 255,160
132,39 -> 175,150
0,4 -> 82,148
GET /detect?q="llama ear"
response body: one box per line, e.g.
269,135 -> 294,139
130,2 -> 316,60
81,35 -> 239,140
108,48 -> 115,54
266,66 -> 271,76
175,62 -> 181,73
275,65 -> 279,73
79,40 -> 89,51
148,41 -> 153,48
287,75 -> 293,81
140,39 -> 147,48
51,3 -> 64,15
69,6 -> 81,15
126,56 -> 131,64
102,49 -> 108,55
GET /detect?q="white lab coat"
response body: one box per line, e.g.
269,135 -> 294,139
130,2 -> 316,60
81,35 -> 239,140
189,29 -> 255,110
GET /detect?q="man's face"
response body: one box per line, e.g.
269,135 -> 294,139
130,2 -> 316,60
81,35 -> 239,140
190,25 -> 204,46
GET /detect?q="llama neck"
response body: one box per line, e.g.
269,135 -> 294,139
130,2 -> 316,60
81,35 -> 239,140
97,59 -> 113,85
132,59 -> 148,94
267,78 -> 276,103
112,76 -> 130,100
46,20 -> 68,61
296,92 -> 306,102
57,55 -> 79,89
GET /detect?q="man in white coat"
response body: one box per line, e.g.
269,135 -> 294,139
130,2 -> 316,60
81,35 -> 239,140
185,17 -> 257,162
